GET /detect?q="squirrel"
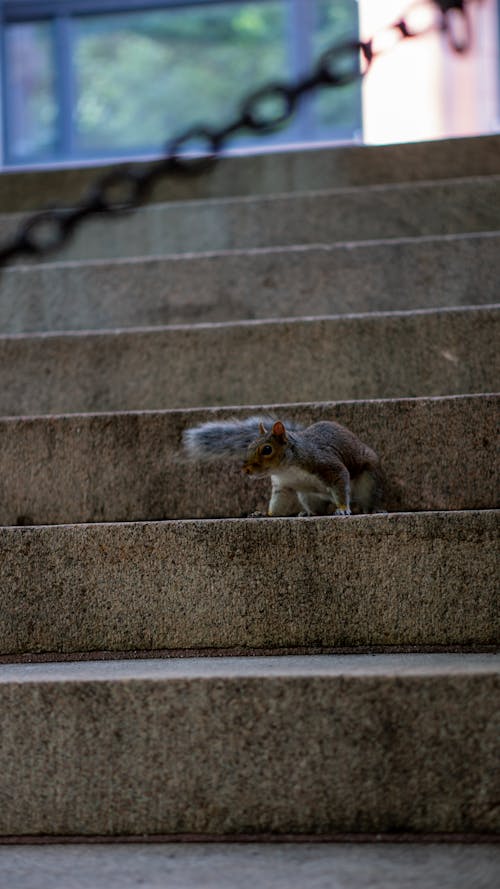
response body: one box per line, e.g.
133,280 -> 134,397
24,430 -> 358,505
183,416 -> 382,517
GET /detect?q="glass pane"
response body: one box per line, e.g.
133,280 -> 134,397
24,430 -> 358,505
73,2 -> 287,155
313,0 -> 361,140
4,22 -> 58,162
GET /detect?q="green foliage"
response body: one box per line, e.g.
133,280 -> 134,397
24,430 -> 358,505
313,0 -> 361,134
8,1 -> 361,161
74,3 -> 288,150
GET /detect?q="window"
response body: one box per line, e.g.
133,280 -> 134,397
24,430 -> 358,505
1,0 -> 361,166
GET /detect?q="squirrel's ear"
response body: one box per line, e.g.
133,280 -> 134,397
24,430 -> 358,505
272,421 -> 287,440
259,421 -> 267,435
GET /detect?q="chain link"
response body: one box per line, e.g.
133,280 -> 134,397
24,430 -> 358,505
0,0 -> 478,267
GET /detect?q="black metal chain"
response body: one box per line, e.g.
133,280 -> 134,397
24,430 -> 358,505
0,0 -> 478,268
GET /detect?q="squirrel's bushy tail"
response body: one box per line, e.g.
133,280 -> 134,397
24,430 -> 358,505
183,416 -> 303,460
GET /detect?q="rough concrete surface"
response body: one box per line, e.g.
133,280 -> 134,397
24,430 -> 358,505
0,653 -> 498,836
2,232 -> 499,335
1,133 -> 499,212
0,306 -> 498,416
0,394 -> 496,526
1,843 -> 499,889
1,133 -> 498,857
0,511 -> 497,655
1,176 -> 500,265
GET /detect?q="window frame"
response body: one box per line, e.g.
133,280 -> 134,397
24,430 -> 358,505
1,0 -> 362,167
3,1 -> 253,20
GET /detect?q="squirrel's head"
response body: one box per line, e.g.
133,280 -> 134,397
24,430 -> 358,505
242,420 -> 288,476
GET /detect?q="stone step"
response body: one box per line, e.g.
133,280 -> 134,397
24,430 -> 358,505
0,394 -> 496,526
1,175 -> 499,265
1,134 -> 499,213
1,306 -> 498,417
2,232 -> 499,334
0,653 -> 498,836
1,842 -> 499,889
1,511 -> 497,657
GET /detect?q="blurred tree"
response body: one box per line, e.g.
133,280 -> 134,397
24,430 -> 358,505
4,1 -> 361,163
74,3 -> 286,151
74,1 -> 360,153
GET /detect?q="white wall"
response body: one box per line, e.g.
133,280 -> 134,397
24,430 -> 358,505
358,0 -> 500,144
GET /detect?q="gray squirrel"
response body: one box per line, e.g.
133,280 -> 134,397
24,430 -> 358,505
183,416 -> 382,517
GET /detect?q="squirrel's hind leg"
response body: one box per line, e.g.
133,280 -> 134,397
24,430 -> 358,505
351,469 -> 383,513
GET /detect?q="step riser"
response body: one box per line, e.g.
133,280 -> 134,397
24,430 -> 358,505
1,308 -> 498,416
0,396 -> 496,526
0,512 -> 497,656
2,234 -> 499,334
1,656 -> 498,836
2,177 -> 499,264
1,134 -> 499,213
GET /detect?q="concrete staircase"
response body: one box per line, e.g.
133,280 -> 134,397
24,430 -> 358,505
0,134 -> 499,887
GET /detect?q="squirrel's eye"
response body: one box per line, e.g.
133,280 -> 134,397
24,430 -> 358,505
261,444 -> 273,456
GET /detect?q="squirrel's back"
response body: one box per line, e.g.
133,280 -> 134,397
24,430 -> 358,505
297,421 -> 379,472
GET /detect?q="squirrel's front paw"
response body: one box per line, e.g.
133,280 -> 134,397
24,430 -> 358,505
334,506 -> 351,516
